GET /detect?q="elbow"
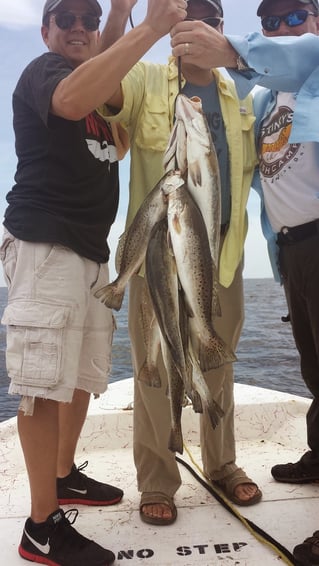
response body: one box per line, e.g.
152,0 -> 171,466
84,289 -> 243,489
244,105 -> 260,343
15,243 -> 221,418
52,97 -> 87,121
51,82 -> 89,121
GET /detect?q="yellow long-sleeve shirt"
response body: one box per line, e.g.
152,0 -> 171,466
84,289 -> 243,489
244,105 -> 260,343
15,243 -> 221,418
100,58 -> 257,287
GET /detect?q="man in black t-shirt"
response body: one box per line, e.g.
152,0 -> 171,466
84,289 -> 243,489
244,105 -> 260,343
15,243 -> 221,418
0,0 -> 187,564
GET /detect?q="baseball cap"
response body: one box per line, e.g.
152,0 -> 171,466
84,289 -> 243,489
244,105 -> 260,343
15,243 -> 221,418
42,0 -> 102,22
187,0 -> 224,16
257,0 -> 319,16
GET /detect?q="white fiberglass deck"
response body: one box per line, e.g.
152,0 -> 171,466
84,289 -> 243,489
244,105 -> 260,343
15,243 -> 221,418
1,379 -> 318,565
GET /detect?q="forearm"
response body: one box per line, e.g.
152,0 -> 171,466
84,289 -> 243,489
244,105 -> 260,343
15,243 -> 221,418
99,1 -> 134,51
227,32 -> 319,95
52,23 -> 161,119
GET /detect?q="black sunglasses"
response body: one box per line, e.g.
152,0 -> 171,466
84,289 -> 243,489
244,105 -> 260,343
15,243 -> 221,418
261,9 -> 316,32
52,12 -> 100,32
185,16 -> 224,28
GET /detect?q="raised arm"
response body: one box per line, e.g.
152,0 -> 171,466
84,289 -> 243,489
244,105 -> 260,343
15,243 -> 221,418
51,0 -> 187,120
99,0 -> 137,51
170,22 -> 319,97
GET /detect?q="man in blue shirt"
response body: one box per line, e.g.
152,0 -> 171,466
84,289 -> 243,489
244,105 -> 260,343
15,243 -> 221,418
171,1 -> 319,564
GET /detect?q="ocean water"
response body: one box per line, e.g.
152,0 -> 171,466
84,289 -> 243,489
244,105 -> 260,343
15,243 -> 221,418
0,279 -> 310,423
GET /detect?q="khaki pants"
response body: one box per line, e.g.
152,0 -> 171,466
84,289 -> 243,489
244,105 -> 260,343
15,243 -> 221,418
129,258 -> 244,497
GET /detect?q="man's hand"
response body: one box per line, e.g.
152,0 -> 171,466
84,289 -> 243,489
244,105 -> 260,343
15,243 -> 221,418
170,20 -> 238,69
145,0 -> 187,38
109,0 -> 138,18
99,0 -> 138,52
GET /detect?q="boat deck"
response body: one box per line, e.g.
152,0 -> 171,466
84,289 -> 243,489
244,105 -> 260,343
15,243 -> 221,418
1,380 -> 318,565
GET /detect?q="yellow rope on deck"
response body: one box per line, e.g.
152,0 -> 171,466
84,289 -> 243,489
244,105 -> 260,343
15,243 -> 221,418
178,443 -> 295,566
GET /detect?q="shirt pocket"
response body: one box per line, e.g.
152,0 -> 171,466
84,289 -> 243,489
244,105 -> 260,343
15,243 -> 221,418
2,300 -> 71,388
135,94 -> 171,152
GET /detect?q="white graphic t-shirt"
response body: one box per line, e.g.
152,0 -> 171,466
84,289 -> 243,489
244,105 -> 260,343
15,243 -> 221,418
258,92 -> 319,233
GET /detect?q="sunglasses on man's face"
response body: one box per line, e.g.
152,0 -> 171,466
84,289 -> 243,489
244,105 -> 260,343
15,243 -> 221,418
52,12 -> 100,32
185,16 -> 224,28
261,9 -> 316,32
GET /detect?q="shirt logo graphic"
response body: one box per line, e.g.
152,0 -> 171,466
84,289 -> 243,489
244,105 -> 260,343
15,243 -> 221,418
66,487 -> 88,495
24,531 -> 50,555
259,105 -> 300,178
85,112 -> 118,163
86,139 -> 117,163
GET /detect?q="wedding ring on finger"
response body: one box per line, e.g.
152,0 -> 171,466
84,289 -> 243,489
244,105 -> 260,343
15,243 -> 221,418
184,42 -> 190,55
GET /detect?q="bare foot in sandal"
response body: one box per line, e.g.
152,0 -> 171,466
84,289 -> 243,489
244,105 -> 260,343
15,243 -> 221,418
233,482 -> 260,503
141,503 -> 174,521
139,492 -> 177,525
213,467 -> 262,507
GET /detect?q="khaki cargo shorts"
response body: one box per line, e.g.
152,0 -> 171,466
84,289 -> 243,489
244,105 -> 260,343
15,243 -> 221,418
0,230 -> 115,407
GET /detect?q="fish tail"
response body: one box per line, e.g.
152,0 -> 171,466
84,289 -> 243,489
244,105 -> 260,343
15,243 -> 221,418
189,390 -> 203,413
168,426 -> 184,455
94,284 -> 124,311
205,399 -> 225,429
138,362 -> 162,388
199,336 -> 236,370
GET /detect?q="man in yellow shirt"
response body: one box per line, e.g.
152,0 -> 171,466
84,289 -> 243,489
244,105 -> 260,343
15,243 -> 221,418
100,0 -> 260,525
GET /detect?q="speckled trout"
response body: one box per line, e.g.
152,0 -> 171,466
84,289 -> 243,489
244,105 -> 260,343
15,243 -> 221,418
137,283 -> 162,389
175,94 -> 221,271
145,216 -> 224,443
145,217 -> 186,378
164,94 -> 221,317
95,170 -> 184,310
164,181 -> 235,368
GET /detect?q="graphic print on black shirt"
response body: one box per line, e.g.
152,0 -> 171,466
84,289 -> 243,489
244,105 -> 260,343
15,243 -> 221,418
85,112 -> 118,164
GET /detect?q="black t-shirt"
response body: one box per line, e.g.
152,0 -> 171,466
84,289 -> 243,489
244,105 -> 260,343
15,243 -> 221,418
4,52 -> 119,263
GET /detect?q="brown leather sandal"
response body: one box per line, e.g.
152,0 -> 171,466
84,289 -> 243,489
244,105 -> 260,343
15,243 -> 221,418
139,491 -> 177,525
213,467 -> 262,507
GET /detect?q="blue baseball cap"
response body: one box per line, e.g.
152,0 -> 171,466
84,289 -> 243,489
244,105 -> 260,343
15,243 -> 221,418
257,0 -> 319,16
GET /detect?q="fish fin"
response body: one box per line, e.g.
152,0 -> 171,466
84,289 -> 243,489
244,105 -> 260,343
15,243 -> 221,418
166,229 -> 176,258
94,284 -> 124,311
188,161 -> 202,187
189,390 -> 203,413
138,362 -> 162,388
168,427 -> 184,454
205,398 -> 225,429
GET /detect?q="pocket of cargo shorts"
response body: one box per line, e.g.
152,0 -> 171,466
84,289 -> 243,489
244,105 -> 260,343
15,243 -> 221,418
1,300 -> 71,388
0,233 -> 17,287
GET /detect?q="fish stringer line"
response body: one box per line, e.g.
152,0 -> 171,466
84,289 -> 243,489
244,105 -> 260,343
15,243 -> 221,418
178,56 -> 183,93
175,450 -> 295,566
129,10 -> 134,28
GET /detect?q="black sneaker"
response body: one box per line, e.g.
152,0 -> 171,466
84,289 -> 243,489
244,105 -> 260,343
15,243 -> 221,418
293,530 -> 319,565
271,459 -> 319,483
19,508 -> 115,565
57,461 -> 124,506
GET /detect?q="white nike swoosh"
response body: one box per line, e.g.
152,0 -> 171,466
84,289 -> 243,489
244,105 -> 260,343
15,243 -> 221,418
24,530 -> 50,555
67,487 -> 88,494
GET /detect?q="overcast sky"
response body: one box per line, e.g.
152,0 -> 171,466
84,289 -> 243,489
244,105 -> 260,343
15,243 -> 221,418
0,0 -> 272,283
